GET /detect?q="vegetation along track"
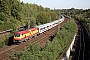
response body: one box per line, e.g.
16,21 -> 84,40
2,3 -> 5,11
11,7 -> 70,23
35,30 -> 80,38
0,25 -> 57,60
0,26 -> 26,36
0,18 -> 68,60
70,20 -> 90,60
0,29 -> 13,36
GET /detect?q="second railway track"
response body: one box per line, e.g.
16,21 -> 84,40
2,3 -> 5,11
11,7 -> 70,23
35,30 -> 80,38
71,20 -> 90,60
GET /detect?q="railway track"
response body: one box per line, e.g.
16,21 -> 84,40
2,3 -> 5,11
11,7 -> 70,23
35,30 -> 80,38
78,23 -> 85,60
0,26 -> 26,36
71,20 -> 90,60
0,26 -> 57,60
0,19 -> 67,60
0,29 -> 13,36
0,18 -> 68,60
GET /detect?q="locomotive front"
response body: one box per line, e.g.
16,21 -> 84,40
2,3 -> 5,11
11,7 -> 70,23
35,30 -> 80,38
13,32 -> 25,43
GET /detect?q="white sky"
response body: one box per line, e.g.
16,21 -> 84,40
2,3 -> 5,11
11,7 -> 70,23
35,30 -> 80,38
20,0 -> 90,9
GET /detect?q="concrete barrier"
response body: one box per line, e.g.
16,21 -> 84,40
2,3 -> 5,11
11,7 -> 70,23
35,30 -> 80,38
61,35 -> 76,60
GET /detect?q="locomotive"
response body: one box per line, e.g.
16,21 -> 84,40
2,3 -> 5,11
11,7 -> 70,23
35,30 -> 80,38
13,16 -> 65,43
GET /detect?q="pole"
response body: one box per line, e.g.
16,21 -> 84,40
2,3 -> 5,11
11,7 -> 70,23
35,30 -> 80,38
58,13 -> 60,32
58,14 -> 59,32
28,17 -> 30,29
89,19 -> 90,32
88,18 -> 90,31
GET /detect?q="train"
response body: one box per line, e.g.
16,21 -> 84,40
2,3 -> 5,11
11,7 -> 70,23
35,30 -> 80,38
13,16 -> 65,43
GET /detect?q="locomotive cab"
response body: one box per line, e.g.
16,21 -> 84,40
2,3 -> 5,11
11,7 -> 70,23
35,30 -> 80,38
13,32 -> 25,43
15,33 -> 20,37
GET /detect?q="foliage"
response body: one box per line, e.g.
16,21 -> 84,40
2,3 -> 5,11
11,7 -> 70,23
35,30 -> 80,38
8,19 -> 76,60
0,0 -> 58,32
0,0 -> 59,49
0,12 -> 7,21
55,8 -> 90,32
0,33 -> 13,48
36,12 -> 58,25
4,34 -> 13,45
8,50 -> 18,60
0,40 -> 5,48
74,9 -> 90,32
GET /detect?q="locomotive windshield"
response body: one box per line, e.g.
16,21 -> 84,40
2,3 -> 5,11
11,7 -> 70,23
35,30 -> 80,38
15,34 -> 20,37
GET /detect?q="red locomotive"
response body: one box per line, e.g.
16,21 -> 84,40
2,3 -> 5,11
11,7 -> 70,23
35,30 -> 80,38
13,16 -> 65,44
14,27 -> 38,43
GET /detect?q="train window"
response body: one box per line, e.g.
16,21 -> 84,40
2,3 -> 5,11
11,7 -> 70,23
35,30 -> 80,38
40,28 -> 43,30
15,34 -> 20,37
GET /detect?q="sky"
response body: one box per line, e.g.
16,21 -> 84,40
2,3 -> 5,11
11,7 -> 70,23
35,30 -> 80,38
20,0 -> 90,9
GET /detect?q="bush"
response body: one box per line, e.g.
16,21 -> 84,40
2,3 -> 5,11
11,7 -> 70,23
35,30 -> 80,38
0,12 -> 7,21
0,40 -> 5,48
8,18 -> 77,60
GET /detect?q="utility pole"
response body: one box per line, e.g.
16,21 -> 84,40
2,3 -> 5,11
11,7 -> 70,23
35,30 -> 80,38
28,17 -> 30,29
58,13 -> 61,32
89,18 -> 90,31
88,18 -> 90,31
